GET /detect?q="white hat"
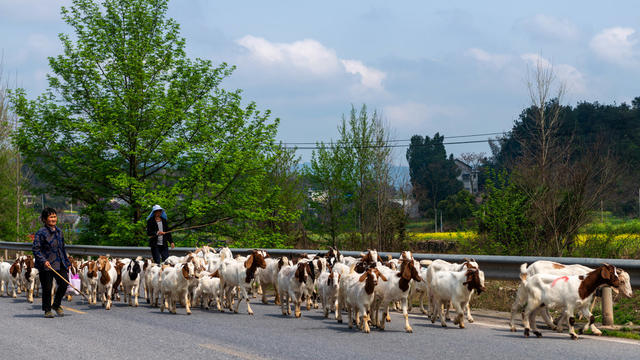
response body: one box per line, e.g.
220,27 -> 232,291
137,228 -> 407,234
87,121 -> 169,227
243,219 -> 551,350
146,205 -> 167,221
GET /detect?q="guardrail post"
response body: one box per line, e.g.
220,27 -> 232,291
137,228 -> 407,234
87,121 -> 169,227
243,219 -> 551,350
601,287 -> 614,326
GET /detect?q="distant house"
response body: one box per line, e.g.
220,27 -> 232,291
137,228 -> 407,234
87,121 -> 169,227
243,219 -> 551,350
454,159 -> 478,194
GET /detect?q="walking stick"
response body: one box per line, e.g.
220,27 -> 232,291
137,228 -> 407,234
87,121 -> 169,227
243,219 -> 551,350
46,263 -> 90,302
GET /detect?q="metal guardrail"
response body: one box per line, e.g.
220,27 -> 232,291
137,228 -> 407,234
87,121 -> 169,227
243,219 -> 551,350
2,241 -> 639,287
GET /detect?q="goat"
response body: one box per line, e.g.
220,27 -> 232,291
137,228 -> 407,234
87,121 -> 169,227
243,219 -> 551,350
317,266 -> 340,319
193,271 -> 222,311
257,256 -> 289,305
429,267 -> 486,328
0,261 -> 20,297
79,260 -> 99,304
121,258 -> 143,307
277,262 -> 313,317
160,256 -> 197,315
426,259 -> 479,322
371,260 -> 423,332
510,260 -> 593,332
218,250 -> 267,315
520,264 -> 632,339
340,266 -> 387,333
96,256 -> 118,310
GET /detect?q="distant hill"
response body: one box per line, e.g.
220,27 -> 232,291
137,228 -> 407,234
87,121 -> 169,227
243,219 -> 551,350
299,162 -> 410,188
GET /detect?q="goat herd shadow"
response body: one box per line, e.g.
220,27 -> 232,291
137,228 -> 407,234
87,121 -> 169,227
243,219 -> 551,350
3,295 -> 602,342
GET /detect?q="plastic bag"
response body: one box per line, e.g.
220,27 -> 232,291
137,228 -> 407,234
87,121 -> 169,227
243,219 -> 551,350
66,269 -> 81,295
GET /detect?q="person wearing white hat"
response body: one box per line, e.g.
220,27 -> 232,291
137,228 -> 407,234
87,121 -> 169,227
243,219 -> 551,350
146,205 -> 175,263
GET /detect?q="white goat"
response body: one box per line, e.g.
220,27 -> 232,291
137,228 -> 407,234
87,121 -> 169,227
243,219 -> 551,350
371,260 -> 423,332
0,262 -> 20,297
520,264 -> 633,339
426,259 -> 479,322
160,257 -> 197,315
257,257 -> 288,305
510,260 -> 593,332
429,267 -> 486,328
277,262 -> 313,317
317,267 -> 340,319
192,271 -> 222,311
96,256 -> 118,310
218,250 -> 267,315
121,258 -> 143,307
341,266 -> 387,333
79,260 -> 99,304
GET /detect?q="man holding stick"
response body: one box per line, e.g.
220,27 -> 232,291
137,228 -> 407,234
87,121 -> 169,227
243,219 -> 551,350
32,207 -> 71,318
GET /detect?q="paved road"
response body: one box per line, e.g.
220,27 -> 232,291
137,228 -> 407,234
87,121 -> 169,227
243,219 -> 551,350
1,293 -> 638,360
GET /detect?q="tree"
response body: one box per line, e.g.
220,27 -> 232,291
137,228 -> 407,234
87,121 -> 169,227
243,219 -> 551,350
305,138 -> 354,247
406,133 -> 462,222
475,171 -> 536,255
11,0 -> 283,246
0,68 -> 36,242
304,105 -> 397,250
438,190 -> 476,228
512,60 -> 619,255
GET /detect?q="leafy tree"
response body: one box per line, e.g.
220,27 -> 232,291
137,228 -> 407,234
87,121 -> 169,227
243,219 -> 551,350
406,133 -> 462,220
438,190 -> 476,228
11,0 -> 283,246
0,70 -> 36,242
305,138 -> 354,247
475,172 -> 536,255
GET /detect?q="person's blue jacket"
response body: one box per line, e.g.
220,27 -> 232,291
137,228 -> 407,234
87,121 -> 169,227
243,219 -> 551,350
32,226 -> 71,271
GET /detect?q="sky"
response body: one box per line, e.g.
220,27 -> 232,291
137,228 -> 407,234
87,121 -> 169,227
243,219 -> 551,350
1,0 -> 640,164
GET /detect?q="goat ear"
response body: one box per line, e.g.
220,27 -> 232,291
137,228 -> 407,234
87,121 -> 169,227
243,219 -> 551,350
375,269 -> 387,282
358,272 -> 367,282
244,254 -> 254,269
601,265 -> 611,279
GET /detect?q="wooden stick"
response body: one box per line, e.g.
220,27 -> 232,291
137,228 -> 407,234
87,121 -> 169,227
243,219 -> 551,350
148,218 -> 232,238
46,264 -> 90,302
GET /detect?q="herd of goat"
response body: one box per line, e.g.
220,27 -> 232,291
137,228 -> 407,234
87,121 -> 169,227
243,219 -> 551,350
0,246 -> 634,340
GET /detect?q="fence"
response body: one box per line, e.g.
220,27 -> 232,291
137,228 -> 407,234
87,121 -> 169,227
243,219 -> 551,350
2,241 -> 639,325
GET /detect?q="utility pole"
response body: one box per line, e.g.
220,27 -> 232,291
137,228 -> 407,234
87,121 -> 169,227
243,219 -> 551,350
15,117 -> 20,242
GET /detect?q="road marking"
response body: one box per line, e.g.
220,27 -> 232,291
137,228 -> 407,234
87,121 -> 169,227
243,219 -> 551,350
199,343 -> 267,360
61,305 -> 86,314
473,320 -> 640,346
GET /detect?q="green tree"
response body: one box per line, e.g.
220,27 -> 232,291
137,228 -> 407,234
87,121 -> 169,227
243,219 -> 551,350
305,138 -> 354,248
11,0 -> 282,246
475,172 -> 535,255
438,190 -> 476,228
0,70 -> 36,242
406,133 -> 462,222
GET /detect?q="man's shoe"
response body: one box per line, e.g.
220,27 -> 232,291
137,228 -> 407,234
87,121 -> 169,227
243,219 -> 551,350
53,307 -> 64,317
44,311 -> 55,318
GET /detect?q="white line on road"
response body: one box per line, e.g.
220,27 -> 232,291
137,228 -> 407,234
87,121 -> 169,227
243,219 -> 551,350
472,320 -> 640,346
199,343 -> 269,360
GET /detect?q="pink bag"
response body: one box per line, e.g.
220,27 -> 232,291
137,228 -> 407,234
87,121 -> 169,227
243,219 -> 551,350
66,269 -> 81,296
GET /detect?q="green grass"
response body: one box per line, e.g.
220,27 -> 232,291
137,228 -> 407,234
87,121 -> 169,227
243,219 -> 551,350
600,329 -> 640,340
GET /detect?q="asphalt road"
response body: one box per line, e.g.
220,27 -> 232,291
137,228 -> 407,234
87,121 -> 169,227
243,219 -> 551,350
1,293 -> 638,360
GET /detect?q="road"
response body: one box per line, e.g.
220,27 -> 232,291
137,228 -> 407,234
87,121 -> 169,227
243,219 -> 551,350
1,293 -> 638,360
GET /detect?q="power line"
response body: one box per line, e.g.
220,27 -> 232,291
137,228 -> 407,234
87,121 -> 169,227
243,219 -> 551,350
279,131 -> 508,145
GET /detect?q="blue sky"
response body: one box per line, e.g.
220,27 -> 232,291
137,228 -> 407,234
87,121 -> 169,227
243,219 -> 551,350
2,0 -> 639,164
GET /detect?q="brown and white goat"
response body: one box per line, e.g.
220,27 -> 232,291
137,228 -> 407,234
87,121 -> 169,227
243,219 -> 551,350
520,264 -> 633,340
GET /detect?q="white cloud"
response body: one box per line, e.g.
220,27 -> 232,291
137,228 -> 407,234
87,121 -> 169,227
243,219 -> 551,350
589,27 -> 639,67
466,48 -> 511,69
341,59 -> 386,91
521,53 -> 587,94
236,35 -> 385,90
519,14 -> 579,41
